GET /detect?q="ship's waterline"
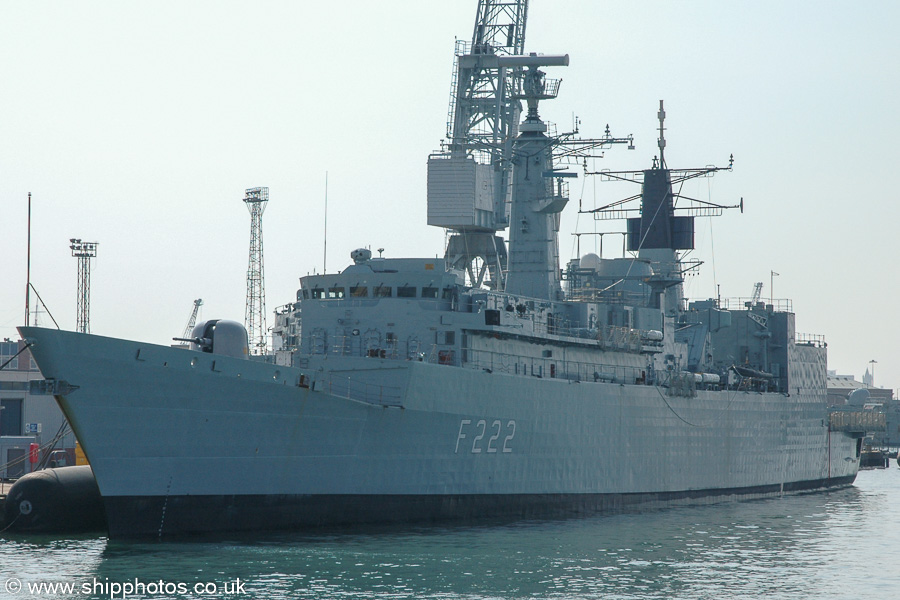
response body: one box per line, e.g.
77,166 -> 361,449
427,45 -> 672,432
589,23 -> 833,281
1,470 -> 898,599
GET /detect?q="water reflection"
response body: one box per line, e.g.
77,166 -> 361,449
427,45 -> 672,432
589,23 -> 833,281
3,470 -> 898,600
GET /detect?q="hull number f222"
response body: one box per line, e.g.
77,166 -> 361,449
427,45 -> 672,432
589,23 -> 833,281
455,419 -> 516,454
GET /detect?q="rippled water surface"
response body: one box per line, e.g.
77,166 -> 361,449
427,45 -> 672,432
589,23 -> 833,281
2,468 -> 898,599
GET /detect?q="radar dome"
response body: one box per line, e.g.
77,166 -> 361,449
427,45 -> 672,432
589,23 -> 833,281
847,388 -> 870,407
580,253 -> 601,271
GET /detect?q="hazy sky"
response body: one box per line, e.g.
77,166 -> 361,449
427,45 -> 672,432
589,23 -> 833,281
2,1 -> 899,392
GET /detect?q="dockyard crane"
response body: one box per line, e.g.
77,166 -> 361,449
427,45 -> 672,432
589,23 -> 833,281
429,1 -> 632,290
446,0 -> 528,163
181,298 -> 203,339
750,282 -> 763,305
427,0 -> 529,290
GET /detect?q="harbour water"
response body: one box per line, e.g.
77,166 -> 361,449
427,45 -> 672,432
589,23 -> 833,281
2,467 -> 898,599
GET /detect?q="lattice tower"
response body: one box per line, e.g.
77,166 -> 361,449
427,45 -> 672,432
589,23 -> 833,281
447,0 -> 528,163
431,0 -> 528,292
69,239 -> 98,334
244,187 -> 268,354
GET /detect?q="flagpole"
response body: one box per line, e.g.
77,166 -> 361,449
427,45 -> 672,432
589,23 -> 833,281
323,171 -> 328,274
25,192 -> 32,326
770,270 -> 779,305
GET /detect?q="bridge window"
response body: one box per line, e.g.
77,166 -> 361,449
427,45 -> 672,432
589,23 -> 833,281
397,286 -> 417,298
311,288 -> 325,299
374,285 -> 392,298
350,286 -> 368,297
421,287 -> 438,299
327,286 -> 345,299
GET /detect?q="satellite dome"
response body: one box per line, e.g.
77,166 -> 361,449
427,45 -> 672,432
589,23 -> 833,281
580,253 -> 601,271
847,388 -> 870,407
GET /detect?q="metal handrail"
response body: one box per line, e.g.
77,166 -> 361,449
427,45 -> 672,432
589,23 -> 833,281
461,347 -> 651,385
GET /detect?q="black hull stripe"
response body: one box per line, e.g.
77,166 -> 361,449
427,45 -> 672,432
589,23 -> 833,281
103,475 -> 857,539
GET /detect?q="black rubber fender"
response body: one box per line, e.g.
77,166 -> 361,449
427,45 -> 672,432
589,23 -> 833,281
3,466 -> 106,533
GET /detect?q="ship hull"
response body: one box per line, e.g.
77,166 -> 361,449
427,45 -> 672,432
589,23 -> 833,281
20,327 -> 860,539
103,476 -> 857,538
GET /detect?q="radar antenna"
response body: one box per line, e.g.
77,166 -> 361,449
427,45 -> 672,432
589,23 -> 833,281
657,99 -> 667,168
583,101 -> 740,224
577,101 -> 740,314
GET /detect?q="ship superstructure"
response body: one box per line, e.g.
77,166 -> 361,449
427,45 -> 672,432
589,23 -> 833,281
296,73 -> 799,403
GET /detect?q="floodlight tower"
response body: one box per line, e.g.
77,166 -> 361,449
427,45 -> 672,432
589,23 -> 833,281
244,187 -> 268,355
69,238 -> 98,333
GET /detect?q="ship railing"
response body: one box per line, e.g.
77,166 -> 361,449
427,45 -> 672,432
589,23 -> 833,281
303,295 -> 457,313
795,333 -> 826,348
718,297 -> 794,312
460,347 -> 651,385
319,374 -> 402,408
591,207 -> 634,221
564,288 -> 646,306
306,333 -> 449,366
527,322 -> 644,353
829,408 -> 886,434
599,325 -> 643,352
540,175 -> 568,202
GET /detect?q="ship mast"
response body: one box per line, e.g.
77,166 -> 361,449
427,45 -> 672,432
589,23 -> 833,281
498,53 -> 635,301
502,54 -> 568,300
582,100 -> 740,314
657,99 -> 666,169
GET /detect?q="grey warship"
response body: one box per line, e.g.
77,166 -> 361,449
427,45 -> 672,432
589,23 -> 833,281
19,6 -> 860,539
